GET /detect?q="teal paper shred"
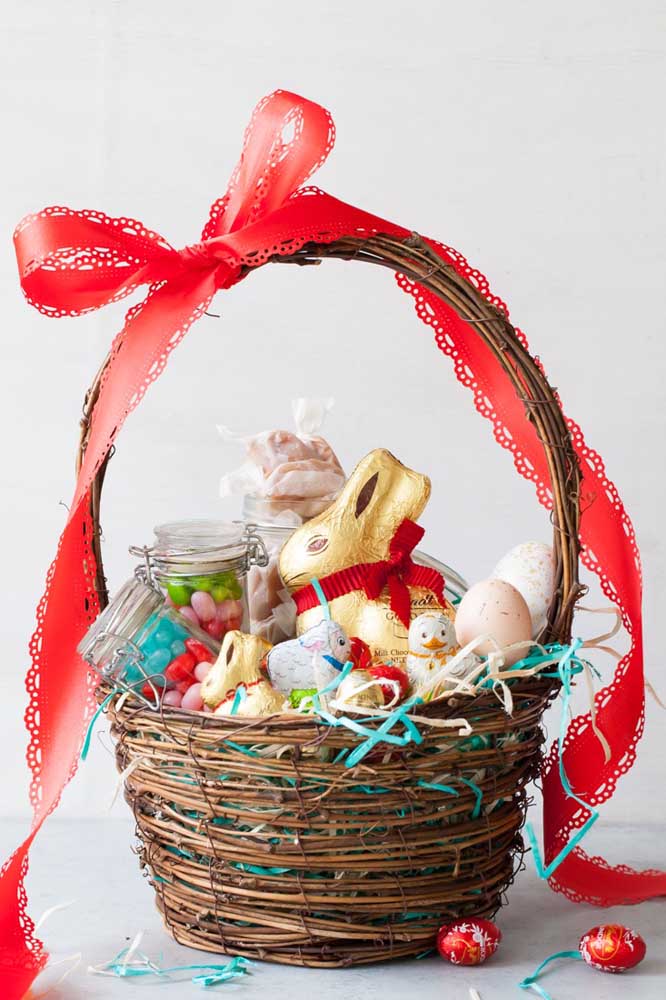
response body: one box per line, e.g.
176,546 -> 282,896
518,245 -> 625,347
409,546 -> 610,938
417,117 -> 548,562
166,845 -> 195,861
518,949 -> 583,1000
351,784 -> 391,794
230,862 -> 292,875
456,776 -> 483,818
417,776 -> 483,818
80,692 -> 114,761
316,696 -> 425,769
524,639 -> 600,880
418,780 -> 459,797
95,947 -> 252,988
223,740 -> 259,757
230,684 -> 246,715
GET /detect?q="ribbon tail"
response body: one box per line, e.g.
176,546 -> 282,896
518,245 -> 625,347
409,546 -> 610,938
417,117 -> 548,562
405,564 -> 447,608
72,271 -> 219,513
0,271 -> 219,998
388,574 -> 412,629
0,492 -> 99,996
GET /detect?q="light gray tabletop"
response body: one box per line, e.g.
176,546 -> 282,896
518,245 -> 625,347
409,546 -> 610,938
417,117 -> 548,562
2,816 -> 663,999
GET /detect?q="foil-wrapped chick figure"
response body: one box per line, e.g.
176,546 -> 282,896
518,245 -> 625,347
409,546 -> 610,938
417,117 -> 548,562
266,619 -> 351,695
406,612 -> 480,692
201,630 -> 286,716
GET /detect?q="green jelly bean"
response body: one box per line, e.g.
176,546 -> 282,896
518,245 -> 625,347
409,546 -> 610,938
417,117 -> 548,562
166,581 -> 193,606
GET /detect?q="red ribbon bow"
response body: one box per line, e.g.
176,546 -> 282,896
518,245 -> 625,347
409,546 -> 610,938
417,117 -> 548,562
361,519 -> 445,627
293,519 -> 447,629
3,88 -> 663,1000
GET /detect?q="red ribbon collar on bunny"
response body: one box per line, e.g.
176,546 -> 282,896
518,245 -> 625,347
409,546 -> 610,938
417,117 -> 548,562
292,518 -> 446,629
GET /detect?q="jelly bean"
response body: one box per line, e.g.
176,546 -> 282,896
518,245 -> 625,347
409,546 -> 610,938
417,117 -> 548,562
194,661 -> 211,682
176,605 -> 199,627
170,620 -> 190,641
181,682 -> 204,712
123,664 -> 143,684
162,689 -> 183,708
146,648 -> 171,673
191,590 -> 216,623
215,599 -> 241,623
170,639 -> 187,657
184,638 -> 214,663
166,581 -> 193,606
190,575 -> 214,593
227,616 -> 242,631
142,676 -> 165,700
165,652 -> 196,681
211,571 -> 243,600
176,680 -> 191,694
211,583 -> 232,602
204,618 -> 226,640
153,620 -> 175,647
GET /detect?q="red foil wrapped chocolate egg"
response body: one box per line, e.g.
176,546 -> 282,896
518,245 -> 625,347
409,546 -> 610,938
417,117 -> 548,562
437,918 -> 501,965
579,924 -> 646,973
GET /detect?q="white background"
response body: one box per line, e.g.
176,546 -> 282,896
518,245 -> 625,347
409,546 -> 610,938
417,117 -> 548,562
1,0 -> 664,853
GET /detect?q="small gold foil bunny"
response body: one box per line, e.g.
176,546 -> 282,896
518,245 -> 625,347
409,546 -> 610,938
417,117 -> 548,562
201,631 -> 285,716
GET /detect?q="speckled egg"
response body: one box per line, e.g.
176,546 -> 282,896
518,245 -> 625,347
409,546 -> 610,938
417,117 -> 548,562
492,541 -> 555,636
454,578 -> 532,666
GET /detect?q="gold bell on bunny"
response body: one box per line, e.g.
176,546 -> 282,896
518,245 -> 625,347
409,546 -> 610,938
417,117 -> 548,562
279,449 -> 455,665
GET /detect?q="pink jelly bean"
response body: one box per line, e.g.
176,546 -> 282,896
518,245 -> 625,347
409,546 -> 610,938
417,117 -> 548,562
194,661 -> 211,682
215,599 -> 243,623
162,689 -> 183,707
178,605 -> 200,627
181,682 -> 204,712
204,618 -> 226,640
191,590 -> 216,623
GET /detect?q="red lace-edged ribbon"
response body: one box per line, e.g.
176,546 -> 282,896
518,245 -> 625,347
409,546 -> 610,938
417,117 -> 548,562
293,518 -> 446,628
2,88 -> 664,1000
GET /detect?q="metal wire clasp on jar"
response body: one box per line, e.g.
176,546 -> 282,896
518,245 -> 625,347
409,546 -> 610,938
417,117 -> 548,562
130,519 -> 268,645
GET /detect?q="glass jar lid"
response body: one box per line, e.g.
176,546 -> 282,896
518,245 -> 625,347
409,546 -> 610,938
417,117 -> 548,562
78,577 -> 163,669
242,493 -> 334,529
151,519 -> 249,575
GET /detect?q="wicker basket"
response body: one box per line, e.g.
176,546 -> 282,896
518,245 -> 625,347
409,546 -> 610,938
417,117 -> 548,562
85,234 -> 582,967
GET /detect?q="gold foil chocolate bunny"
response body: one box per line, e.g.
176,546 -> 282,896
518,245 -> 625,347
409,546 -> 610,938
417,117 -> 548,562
279,449 -> 453,665
201,630 -> 286,716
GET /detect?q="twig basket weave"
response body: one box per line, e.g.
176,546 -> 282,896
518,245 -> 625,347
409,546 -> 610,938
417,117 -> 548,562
87,235 -> 582,967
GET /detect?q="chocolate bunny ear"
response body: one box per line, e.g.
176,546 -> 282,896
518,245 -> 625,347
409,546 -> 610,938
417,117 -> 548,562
279,449 -> 432,589
355,472 -> 379,517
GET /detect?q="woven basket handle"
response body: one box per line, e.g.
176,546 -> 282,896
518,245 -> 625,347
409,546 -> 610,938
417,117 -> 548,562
78,233 -> 581,644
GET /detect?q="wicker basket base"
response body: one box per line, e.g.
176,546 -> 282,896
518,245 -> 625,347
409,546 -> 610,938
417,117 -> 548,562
106,678 -> 554,967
